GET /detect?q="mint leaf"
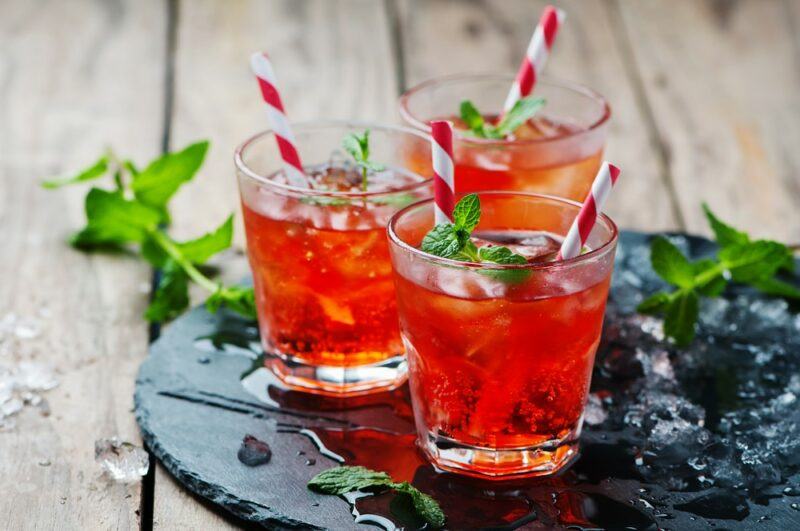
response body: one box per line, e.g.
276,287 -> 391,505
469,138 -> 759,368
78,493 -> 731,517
719,241 -> 787,283
478,245 -> 530,283
308,466 -> 392,495
452,193 -> 480,233
206,286 -> 257,319
478,245 -> 526,265
702,203 -> 749,248
144,260 -> 189,322
691,259 -> 726,296
177,215 -> 233,264
459,100 -> 491,138
308,467 -> 445,529
342,130 -> 384,191
664,290 -> 699,346
393,482 -> 446,529
141,235 -> 169,267
131,140 -> 209,212
42,156 -> 108,189
369,193 -> 417,207
650,236 -> 695,288
71,188 -> 161,248
751,277 -> 800,299
421,224 -> 463,258
459,97 -> 544,139
496,97 -> 546,137
124,160 -> 140,177
643,205 -> 799,346
455,238 -> 480,262
421,194 -> 533,283
638,292 -> 672,314
44,142 -> 254,325
342,134 -> 366,163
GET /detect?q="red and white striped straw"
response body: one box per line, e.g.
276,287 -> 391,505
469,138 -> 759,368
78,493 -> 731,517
250,52 -> 308,188
557,162 -> 621,260
431,121 -> 455,224
503,5 -> 566,113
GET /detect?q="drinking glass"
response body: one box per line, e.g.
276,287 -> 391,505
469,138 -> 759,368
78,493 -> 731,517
400,74 -> 610,201
235,121 -> 431,396
388,192 -> 617,478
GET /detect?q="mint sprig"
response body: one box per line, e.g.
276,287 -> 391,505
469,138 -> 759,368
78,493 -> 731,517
638,204 -> 799,346
43,141 -> 257,322
342,129 -> 385,192
420,194 -> 529,282
308,465 -> 445,529
459,97 -> 545,139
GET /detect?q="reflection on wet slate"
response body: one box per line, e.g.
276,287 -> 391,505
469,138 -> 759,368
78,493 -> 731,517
135,231 -> 800,530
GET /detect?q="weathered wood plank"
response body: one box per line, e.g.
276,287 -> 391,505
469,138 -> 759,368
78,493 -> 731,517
396,0 -> 681,231
0,0 -> 166,529
167,0 -> 399,246
617,0 -> 800,240
154,0 -> 399,525
152,465 -> 240,530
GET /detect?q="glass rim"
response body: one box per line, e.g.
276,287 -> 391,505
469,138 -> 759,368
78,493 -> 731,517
387,191 -> 619,271
234,119 -> 433,198
399,73 -> 612,147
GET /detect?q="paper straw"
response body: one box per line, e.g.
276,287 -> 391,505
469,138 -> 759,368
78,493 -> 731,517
503,6 -> 566,112
431,121 -> 455,224
557,162 -> 621,260
250,52 -> 308,188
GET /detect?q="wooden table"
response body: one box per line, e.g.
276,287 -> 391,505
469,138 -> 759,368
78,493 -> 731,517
3,0 -> 799,528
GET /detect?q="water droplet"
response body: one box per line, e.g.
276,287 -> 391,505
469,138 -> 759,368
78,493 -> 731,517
305,458 -> 316,466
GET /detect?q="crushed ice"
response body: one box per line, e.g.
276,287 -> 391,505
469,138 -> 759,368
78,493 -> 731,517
94,437 -> 150,482
596,233 -> 800,496
0,311 -> 58,430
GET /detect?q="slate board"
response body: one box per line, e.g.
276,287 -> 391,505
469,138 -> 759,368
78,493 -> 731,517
134,231 -> 800,530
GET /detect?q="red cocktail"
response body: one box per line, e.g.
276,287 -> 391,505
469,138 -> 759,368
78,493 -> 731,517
235,122 -> 431,395
400,74 -> 610,201
388,192 -> 617,478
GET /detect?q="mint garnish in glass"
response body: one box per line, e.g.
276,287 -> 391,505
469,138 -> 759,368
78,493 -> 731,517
420,194 -> 530,282
459,96 -> 545,139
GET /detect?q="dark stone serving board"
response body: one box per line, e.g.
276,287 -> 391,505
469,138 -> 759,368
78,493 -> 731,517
135,231 -> 800,530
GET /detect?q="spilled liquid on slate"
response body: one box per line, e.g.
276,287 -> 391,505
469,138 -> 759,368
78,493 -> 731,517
194,234 -> 800,529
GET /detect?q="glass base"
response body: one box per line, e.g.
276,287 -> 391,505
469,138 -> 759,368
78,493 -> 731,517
265,353 -> 408,397
420,430 -> 579,479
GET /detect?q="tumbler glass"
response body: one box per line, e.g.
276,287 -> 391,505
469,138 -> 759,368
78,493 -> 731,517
235,121 -> 431,396
388,192 -> 617,478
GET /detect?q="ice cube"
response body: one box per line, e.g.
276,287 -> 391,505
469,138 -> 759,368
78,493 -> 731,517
472,230 -> 561,263
94,437 -> 150,482
17,362 -> 58,391
584,393 -> 608,426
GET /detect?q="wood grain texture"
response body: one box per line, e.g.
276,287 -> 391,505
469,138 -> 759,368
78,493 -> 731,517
167,0 -> 399,245
154,0 -> 399,525
152,465 -> 241,530
0,0 -> 166,529
617,0 -> 800,241
396,0 -> 682,231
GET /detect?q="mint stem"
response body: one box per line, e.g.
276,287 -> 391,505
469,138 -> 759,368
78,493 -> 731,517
149,229 -> 219,294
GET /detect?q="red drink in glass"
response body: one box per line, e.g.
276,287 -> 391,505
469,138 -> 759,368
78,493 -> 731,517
388,193 -> 617,478
235,122 -> 431,395
400,74 -> 610,201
